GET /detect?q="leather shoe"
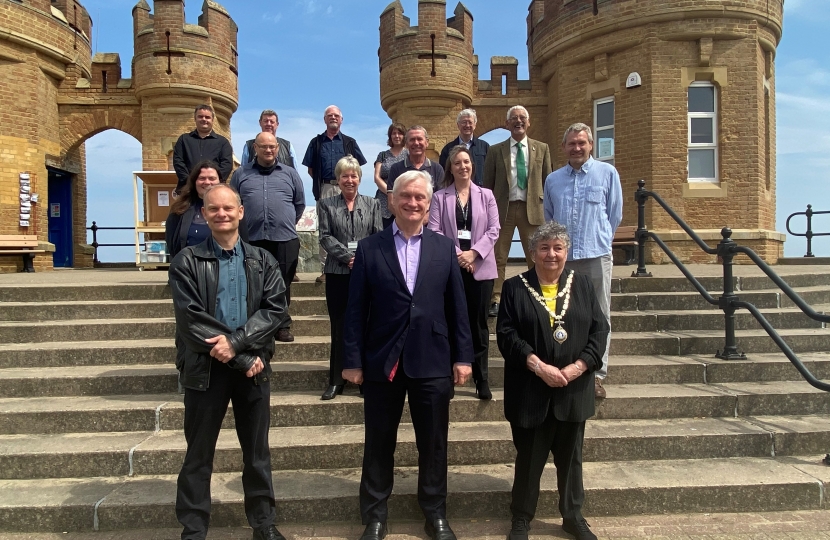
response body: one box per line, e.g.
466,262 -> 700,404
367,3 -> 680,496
321,384 -> 344,400
475,379 -> 493,400
359,521 -> 387,540
488,302 -> 499,318
252,524 -> 286,540
276,328 -> 294,342
594,378 -> 606,399
425,518 -> 457,540
507,516 -> 531,540
316,273 -> 326,283
562,517 -> 597,540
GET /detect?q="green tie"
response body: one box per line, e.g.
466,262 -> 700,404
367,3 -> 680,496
516,142 -> 527,190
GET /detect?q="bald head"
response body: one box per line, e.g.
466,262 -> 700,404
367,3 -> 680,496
254,132 -> 279,167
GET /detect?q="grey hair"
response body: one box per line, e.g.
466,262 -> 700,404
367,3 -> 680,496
406,125 -> 429,141
392,170 -> 433,200
562,123 -> 594,144
529,221 -> 571,252
457,109 -> 478,123
506,105 -> 529,121
203,183 -> 242,207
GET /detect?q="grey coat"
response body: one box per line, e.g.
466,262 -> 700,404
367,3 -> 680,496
317,194 -> 383,274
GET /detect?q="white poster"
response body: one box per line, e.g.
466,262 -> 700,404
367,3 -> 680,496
157,191 -> 170,207
598,138 -> 614,159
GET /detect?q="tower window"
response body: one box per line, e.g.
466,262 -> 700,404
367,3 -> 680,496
593,97 -> 614,165
687,82 -> 718,182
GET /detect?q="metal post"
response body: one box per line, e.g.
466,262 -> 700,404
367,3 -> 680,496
715,228 -> 746,360
631,179 -> 652,277
805,204 -> 815,257
90,221 -> 99,264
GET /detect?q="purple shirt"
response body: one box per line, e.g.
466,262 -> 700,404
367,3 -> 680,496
392,222 -> 422,294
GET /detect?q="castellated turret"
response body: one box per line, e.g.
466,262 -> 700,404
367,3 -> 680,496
132,0 -> 239,170
378,0 -> 475,157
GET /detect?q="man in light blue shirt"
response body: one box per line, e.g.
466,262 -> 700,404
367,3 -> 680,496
543,123 -> 622,398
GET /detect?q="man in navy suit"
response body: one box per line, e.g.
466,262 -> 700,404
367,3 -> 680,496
343,170 -> 474,540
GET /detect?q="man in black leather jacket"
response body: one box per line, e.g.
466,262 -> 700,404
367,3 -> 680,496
168,183 -> 288,540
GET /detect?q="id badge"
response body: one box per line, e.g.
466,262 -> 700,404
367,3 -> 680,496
347,241 -> 359,250
457,230 -> 472,240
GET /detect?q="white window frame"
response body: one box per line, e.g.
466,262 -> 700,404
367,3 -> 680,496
593,96 -> 615,164
687,81 -> 718,183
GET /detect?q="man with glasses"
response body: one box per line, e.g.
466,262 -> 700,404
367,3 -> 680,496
438,108 -> 489,186
483,105 -> 551,317
231,133 -> 305,343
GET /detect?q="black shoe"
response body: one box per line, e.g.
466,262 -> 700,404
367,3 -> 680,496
475,380 -> 493,400
425,518 -> 456,540
253,524 -> 286,540
321,384 -> 344,400
359,521 -> 387,540
488,302 -> 499,318
507,517 -> 531,540
276,328 -> 294,342
562,518 -> 597,540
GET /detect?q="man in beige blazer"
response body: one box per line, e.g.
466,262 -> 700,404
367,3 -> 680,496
483,105 -> 552,316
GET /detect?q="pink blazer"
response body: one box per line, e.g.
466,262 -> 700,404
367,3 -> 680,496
428,183 -> 500,281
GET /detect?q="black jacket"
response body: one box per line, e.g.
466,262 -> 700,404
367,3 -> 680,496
497,268 -> 609,427
305,132 -> 362,201
173,130 -> 233,190
438,136 -> 490,186
168,237 -> 288,390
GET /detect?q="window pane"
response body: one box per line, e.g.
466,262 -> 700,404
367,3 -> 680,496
690,118 -> 714,144
596,128 -> 614,159
688,86 -> 715,112
689,149 -> 716,179
596,101 -> 614,128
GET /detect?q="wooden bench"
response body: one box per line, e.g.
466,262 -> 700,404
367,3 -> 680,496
0,235 -> 46,272
612,226 -> 638,265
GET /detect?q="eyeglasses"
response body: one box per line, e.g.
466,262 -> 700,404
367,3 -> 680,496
509,115 -> 528,123
256,145 -> 278,151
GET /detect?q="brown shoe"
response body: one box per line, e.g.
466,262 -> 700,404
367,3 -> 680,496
276,328 -> 294,342
594,378 -> 606,399
292,275 -> 299,282
315,273 -> 326,283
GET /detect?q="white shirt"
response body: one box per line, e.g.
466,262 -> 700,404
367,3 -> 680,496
509,136 -> 529,202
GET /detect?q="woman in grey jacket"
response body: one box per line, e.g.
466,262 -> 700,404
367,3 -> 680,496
317,155 -> 383,399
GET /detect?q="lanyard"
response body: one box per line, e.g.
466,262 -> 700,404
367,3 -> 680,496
455,190 -> 469,227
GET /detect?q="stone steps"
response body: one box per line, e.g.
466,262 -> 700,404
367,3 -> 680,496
2,379 -> 828,436
1,354 -> 828,398
0,456 -> 827,532
2,416 -> 828,480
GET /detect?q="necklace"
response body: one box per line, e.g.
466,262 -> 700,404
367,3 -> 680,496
519,270 -> 573,344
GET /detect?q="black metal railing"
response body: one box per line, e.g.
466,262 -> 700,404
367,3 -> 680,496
786,205 -> 830,257
87,221 -> 135,264
631,179 -> 830,392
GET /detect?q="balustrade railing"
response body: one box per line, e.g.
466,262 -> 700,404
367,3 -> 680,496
86,221 -> 135,264
786,204 -> 830,257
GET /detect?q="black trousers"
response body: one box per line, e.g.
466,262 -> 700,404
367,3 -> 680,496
250,238 -> 299,329
176,360 -> 275,540
360,370 -> 452,524
509,409 -> 586,523
461,270 -> 494,382
324,272 -> 351,385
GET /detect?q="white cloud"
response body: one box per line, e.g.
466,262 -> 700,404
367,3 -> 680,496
261,12 -> 282,24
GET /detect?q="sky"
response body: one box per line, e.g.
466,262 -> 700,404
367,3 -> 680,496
77,0 -> 830,261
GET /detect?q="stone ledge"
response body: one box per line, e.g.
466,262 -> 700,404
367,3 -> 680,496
651,229 -> 786,242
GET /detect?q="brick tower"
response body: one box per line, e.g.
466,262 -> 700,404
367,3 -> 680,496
379,0 -> 785,262
132,0 -> 239,170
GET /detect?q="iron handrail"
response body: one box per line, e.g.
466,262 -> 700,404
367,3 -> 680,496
631,179 -> 830,392
86,221 -> 135,264
785,205 -> 830,257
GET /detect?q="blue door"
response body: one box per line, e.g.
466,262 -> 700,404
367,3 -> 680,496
48,169 -> 74,268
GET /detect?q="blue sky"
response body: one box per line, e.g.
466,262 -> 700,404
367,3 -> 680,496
79,0 -> 829,261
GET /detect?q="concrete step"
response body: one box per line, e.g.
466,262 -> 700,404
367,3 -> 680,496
0,455 -> 827,532
2,380 -> 828,435
0,297 -> 328,321
617,286 -> 830,311
610,307 -> 828,332
616,272 -> 830,293
3,416 -> 828,480
0,315 -> 332,343
2,354 -> 828,398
